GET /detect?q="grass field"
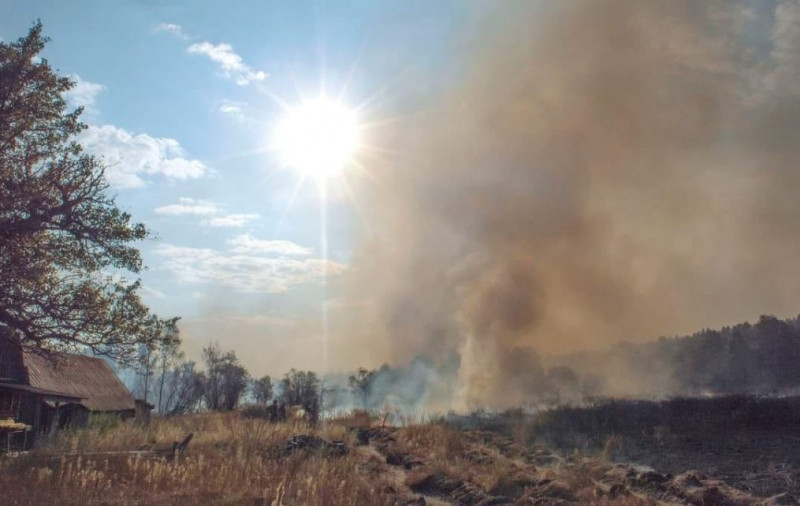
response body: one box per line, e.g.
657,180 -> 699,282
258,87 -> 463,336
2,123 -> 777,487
0,405 -> 787,505
1,413 -> 380,505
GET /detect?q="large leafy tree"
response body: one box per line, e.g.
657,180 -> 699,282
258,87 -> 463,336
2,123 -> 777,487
201,343 -> 249,411
0,22 -> 172,363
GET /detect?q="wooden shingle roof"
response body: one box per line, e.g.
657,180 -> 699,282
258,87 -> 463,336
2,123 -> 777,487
22,352 -> 135,412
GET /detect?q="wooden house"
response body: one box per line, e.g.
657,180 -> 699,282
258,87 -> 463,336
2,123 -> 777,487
0,338 -> 135,445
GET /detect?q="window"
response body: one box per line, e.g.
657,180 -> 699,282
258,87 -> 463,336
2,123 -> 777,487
0,390 -> 21,419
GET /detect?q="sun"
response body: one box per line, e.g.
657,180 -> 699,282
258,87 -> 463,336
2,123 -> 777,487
275,96 -> 360,180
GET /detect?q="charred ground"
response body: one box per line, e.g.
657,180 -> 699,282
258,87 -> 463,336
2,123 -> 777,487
452,395 -> 800,500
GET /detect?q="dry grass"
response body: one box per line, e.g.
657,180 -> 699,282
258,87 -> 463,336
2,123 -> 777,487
0,412 -> 387,505
603,434 -> 622,461
396,423 -> 465,460
392,422 -> 654,505
1,410 -> 731,505
329,409 -> 371,429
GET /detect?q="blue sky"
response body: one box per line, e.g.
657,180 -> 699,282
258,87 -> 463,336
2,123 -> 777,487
4,1 -> 800,398
0,0 -> 479,373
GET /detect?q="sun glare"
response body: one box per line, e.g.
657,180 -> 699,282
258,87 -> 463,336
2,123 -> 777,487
275,96 -> 359,180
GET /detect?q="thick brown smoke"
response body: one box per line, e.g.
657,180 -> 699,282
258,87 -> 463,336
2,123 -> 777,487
333,0 -> 800,410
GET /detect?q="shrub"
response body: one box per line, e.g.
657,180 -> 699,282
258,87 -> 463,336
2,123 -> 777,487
239,404 -> 272,420
87,412 -> 122,432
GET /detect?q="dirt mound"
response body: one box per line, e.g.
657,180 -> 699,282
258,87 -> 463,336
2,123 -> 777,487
405,469 -> 509,505
350,427 -> 398,450
282,434 -> 348,457
597,465 -> 763,505
385,451 -> 424,470
759,493 -> 800,506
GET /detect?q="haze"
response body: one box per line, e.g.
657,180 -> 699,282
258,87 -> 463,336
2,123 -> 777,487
5,0 -> 800,410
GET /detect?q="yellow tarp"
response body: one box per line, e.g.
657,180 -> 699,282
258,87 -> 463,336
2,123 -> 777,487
0,418 -> 30,431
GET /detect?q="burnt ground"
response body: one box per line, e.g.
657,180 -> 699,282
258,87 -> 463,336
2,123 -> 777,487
500,396 -> 800,499
349,423 -> 782,505
613,427 -> 800,498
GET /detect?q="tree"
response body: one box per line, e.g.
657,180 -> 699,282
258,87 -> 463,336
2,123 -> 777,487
279,369 -> 321,423
167,361 -> 205,414
133,316 -> 180,403
160,361 -> 204,415
0,23 -> 169,363
134,341 -> 157,403
348,367 -> 377,409
251,375 -> 273,405
154,320 -> 182,413
201,343 -> 249,411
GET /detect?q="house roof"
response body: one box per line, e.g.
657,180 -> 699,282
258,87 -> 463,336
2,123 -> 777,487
22,352 -> 135,412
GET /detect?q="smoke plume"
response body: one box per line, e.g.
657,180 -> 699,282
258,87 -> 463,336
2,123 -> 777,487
334,0 -> 800,410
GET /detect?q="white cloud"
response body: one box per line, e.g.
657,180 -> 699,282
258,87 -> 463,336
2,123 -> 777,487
205,213 -> 259,227
219,104 -> 243,115
219,104 -> 240,114
154,22 -> 188,39
154,199 -> 258,227
187,41 -> 267,85
153,24 -> 267,85
227,234 -> 313,255
156,239 -> 342,293
64,75 -> 105,115
80,125 -> 207,188
139,286 -> 166,299
218,99 -> 248,118
155,198 -> 219,215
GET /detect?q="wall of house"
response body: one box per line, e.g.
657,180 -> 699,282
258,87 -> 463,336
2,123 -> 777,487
0,338 -> 26,382
58,404 -> 89,428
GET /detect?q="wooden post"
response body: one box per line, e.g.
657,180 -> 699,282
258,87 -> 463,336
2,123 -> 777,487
48,402 -> 60,437
32,394 -> 41,435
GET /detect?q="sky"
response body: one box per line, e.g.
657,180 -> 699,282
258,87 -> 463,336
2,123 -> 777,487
4,1 -> 800,408
0,0 -> 476,374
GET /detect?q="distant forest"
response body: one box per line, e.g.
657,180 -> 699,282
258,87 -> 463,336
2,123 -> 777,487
549,314 -> 800,400
125,313 -> 800,415
324,314 -> 800,411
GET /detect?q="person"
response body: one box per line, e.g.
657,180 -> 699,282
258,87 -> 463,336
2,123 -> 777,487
277,402 -> 287,422
267,400 -> 278,422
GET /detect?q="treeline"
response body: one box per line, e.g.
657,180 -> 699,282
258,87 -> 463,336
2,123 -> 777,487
553,314 -> 800,398
130,336 -> 435,418
131,339 -> 323,421
132,313 -> 800,419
